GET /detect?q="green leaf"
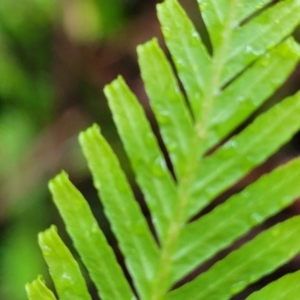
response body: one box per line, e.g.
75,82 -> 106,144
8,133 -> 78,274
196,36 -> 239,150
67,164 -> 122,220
79,124 -> 159,299
167,215 -> 300,300
246,270 -> 300,300
28,1 -> 300,299
171,156 -> 300,283
199,0 -> 273,48
137,38 -> 195,178
104,76 -> 177,242
206,37 -> 300,151
186,90 -> 300,220
25,276 -> 57,300
38,226 -> 91,300
157,0 -> 211,121
222,0 -> 300,83
49,173 -> 135,300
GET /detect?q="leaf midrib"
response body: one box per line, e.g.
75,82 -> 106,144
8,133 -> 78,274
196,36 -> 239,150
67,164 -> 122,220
148,2 -> 240,299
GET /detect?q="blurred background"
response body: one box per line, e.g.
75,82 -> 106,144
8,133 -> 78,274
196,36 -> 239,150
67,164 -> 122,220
0,0 -> 300,299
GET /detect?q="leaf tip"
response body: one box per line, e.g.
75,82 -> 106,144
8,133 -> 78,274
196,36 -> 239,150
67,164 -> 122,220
38,225 -> 58,249
48,171 -> 69,195
104,75 -> 126,99
79,123 -> 101,149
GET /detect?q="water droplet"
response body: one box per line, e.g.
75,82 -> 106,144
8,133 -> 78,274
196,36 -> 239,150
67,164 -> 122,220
237,96 -> 245,103
191,31 -> 200,46
151,156 -> 167,177
214,89 -> 221,97
205,186 -> 217,199
176,59 -> 185,72
271,228 -> 280,237
230,281 -> 246,294
163,27 -> 171,39
220,140 -> 238,158
245,45 -> 263,56
246,154 -> 256,163
92,222 -> 99,233
199,1 -> 207,12
250,213 -> 264,225
249,274 -> 257,282
61,273 -> 71,281
246,45 -> 253,53
156,111 -> 171,125
260,57 -> 270,67
280,196 -> 291,207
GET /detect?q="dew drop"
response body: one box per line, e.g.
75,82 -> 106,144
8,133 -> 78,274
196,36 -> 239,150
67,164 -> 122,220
157,111 -> 171,125
271,228 -> 280,237
249,274 -> 257,282
246,154 -> 256,163
92,222 -> 99,233
176,62 -> 185,73
151,156 -> 167,177
191,31 -> 200,46
199,1 -> 207,12
230,281 -> 246,294
192,65 -> 198,72
245,45 -> 263,57
205,186 -> 217,199
237,96 -> 245,103
260,57 -> 270,67
280,196 -> 291,207
163,27 -> 171,39
61,273 -> 71,281
250,213 -> 264,226
214,89 -> 221,97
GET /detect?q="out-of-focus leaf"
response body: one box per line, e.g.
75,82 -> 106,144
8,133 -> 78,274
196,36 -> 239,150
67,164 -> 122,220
26,276 -> 57,300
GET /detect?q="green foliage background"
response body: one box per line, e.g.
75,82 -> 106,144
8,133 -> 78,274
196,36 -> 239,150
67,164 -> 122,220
0,0 -> 156,299
1,0 -> 300,299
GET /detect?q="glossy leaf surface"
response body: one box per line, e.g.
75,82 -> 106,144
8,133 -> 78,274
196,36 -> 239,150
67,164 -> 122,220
49,173 -> 135,300
38,226 -> 91,300
26,276 -> 57,300
29,1 -> 300,299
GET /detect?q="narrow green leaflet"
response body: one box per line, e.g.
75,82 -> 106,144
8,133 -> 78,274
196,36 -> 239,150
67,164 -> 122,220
185,90 -> 300,220
104,76 -> 177,242
26,1 -> 300,300
199,0 -> 273,48
79,125 -> 159,299
38,226 -> 91,300
246,270 -> 300,300
206,38 -> 300,151
170,157 -> 300,283
49,173 -> 135,300
157,0 -> 211,120
137,38 -> 195,178
222,0 -> 300,84
26,276 -> 57,300
167,215 -> 300,300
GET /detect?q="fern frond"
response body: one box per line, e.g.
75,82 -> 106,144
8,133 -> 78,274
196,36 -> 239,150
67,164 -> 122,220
26,0 -> 300,299
25,276 -> 57,300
